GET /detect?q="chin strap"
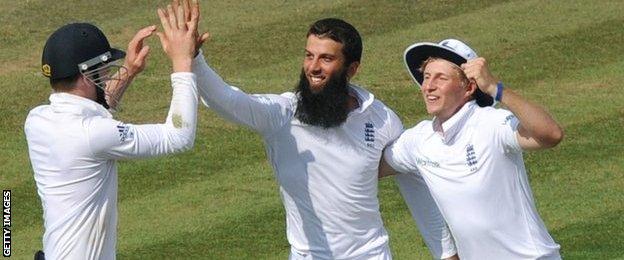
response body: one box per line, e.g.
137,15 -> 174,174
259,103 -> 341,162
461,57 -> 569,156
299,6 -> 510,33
95,84 -> 110,109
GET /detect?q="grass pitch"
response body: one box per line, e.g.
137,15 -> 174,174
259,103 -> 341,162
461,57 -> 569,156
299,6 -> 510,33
1,0 -> 623,259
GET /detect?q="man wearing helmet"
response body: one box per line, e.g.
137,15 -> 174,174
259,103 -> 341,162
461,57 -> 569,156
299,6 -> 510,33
24,2 -> 202,259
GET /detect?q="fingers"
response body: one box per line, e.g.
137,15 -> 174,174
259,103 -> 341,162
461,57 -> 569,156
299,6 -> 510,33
191,0 -> 199,21
198,32 -> 210,45
155,31 -> 168,50
182,0 -> 191,22
157,8 -> 171,33
186,0 -> 198,33
461,57 -> 498,94
461,58 -> 484,78
128,25 -> 156,49
171,0 -> 181,20
176,4 -> 186,30
167,4 -> 178,30
135,45 -> 151,63
136,25 -> 157,39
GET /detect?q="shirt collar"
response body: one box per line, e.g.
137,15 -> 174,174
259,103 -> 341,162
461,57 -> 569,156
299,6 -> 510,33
348,83 -> 375,114
433,100 -> 477,144
49,92 -> 112,118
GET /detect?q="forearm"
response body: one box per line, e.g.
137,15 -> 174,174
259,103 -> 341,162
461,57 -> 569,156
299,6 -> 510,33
378,155 -> 399,178
162,72 -> 198,152
443,254 -> 459,260
499,87 -> 563,148
191,52 -> 285,132
395,174 -> 457,258
91,73 -> 198,159
105,69 -> 134,110
192,51 -> 238,110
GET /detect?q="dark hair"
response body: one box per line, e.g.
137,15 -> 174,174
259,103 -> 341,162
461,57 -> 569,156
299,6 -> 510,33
307,18 -> 362,65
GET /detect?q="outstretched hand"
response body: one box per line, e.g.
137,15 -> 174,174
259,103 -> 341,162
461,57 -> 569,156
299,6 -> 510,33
123,25 -> 156,79
172,0 -> 210,56
156,0 -> 198,72
104,25 -> 156,110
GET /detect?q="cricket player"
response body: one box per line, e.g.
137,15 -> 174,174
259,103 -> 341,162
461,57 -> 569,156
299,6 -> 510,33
171,1 -> 458,258
381,38 -> 563,259
24,3 -> 201,259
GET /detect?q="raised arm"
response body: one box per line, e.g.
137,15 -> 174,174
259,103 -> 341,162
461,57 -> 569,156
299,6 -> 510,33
462,58 -> 564,150
176,0 -> 291,134
87,1 -> 199,159
105,25 -> 156,110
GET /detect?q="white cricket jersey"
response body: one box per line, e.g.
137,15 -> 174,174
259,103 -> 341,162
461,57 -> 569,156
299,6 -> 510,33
193,54 -> 405,259
385,100 -> 561,259
24,73 -> 198,260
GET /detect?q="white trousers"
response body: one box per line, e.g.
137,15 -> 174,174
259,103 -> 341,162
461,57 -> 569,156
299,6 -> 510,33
288,244 -> 392,260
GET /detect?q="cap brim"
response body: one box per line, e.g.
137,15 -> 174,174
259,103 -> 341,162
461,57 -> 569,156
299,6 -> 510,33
110,48 -> 126,61
403,42 -> 493,107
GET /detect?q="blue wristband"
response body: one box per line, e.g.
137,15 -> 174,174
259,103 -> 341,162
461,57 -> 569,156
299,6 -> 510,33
495,82 -> 504,102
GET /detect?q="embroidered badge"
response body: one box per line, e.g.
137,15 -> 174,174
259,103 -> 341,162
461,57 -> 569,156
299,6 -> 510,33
466,144 -> 478,172
116,123 -> 134,142
503,114 -> 516,125
364,122 -> 375,147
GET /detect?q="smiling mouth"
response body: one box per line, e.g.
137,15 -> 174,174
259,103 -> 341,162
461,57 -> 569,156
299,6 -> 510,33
426,95 -> 439,103
308,75 -> 325,85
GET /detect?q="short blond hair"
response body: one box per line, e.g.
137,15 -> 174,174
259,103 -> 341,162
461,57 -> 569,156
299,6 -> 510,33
419,57 -> 469,86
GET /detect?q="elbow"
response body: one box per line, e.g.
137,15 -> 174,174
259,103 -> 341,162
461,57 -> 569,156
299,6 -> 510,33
543,126 -> 564,148
176,135 -> 195,152
167,128 -> 196,153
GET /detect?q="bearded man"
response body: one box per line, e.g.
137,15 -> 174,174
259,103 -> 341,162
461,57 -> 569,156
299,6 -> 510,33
190,14 -> 456,259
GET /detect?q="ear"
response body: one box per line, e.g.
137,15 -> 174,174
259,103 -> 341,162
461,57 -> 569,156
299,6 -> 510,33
464,80 -> 477,99
346,61 -> 360,80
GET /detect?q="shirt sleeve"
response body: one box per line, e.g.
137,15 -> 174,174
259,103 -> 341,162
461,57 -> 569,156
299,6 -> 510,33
383,130 -> 416,174
385,106 -> 404,142
394,173 -> 457,259
192,51 -> 293,135
492,109 -> 522,154
385,127 -> 457,258
86,72 -> 198,160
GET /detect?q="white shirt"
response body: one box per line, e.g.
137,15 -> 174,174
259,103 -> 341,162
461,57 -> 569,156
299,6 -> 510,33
24,73 -> 198,260
193,54 -> 410,259
385,100 -> 561,260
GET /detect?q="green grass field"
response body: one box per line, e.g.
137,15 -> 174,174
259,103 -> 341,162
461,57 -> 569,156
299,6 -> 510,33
1,0 -> 623,259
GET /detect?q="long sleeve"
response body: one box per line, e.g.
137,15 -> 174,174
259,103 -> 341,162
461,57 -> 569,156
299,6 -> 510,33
395,173 -> 457,259
386,133 -> 457,258
87,72 -> 198,159
192,51 -> 293,135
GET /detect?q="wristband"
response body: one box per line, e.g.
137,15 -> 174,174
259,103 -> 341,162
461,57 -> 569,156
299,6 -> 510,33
495,82 -> 504,102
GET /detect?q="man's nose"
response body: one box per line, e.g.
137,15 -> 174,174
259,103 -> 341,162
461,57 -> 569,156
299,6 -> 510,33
308,59 -> 321,74
423,80 -> 436,91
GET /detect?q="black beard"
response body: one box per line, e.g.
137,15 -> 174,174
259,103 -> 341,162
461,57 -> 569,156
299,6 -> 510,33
294,68 -> 350,128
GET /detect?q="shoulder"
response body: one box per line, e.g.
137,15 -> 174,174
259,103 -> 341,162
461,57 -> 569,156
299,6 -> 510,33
24,105 -> 51,137
83,115 -> 129,147
25,104 -> 51,118
400,120 -> 431,138
25,105 -> 48,122
412,119 -> 433,132
365,99 -> 404,139
372,99 -> 401,122
279,91 -> 297,100
473,106 -> 517,128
